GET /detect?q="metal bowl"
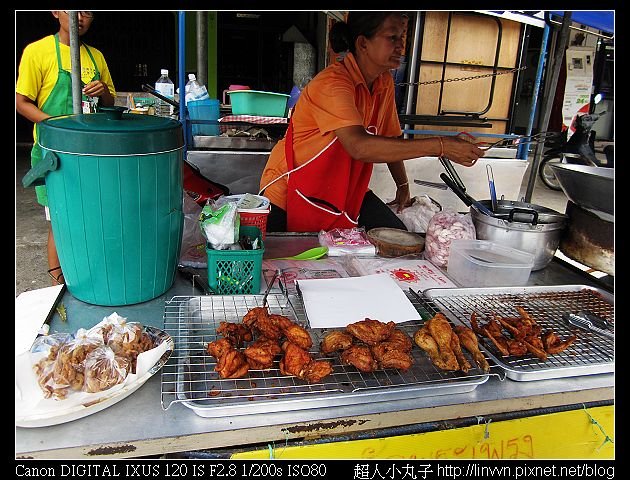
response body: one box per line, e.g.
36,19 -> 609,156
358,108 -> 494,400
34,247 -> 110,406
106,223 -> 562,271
549,164 -> 614,216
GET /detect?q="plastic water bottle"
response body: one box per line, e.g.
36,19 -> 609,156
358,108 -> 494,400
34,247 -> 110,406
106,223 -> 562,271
155,68 -> 174,117
185,74 -> 200,100
183,73 -> 209,103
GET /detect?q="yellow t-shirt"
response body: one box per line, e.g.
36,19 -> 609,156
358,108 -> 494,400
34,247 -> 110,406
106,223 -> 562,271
259,52 -> 402,210
16,35 -> 116,139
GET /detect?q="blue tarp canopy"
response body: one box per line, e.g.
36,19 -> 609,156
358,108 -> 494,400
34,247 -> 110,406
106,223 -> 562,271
551,11 -> 614,34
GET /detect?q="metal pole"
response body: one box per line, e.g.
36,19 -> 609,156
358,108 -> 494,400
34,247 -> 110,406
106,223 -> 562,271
196,11 -> 208,86
524,12 -> 572,202
403,12 -> 423,139
178,12 -> 187,156
68,11 -> 82,114
518,23 -> 550,160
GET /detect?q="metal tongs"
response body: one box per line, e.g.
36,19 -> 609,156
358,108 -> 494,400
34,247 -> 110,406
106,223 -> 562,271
262,269 -> 281,307
474,131 -> 561,150
563,311 -> 614,339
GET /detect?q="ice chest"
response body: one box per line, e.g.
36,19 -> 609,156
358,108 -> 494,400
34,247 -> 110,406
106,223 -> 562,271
187,98 -> 220,136
446,239 -> 535,287
226,90 -> 289,117
22,106 -> 184,306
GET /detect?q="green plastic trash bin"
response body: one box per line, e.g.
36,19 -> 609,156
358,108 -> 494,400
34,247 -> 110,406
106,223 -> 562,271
23,106 -> 184,306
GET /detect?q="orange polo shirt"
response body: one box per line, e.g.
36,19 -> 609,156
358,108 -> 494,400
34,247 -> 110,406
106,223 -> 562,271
259,52 -> 402,210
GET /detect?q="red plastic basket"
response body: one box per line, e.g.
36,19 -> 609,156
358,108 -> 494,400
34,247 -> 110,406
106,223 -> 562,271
239,208 -> 270,240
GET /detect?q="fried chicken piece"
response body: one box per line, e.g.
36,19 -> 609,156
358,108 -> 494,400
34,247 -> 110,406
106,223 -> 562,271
216,321 -> 253,347
450,330 -> 472,373
425,314 -> 459,367
413,326 -> 459,371
516,306 -> 537,327
506,339 -> 528,356
481,326 -> 510,357
269,314 -> 295,332
243,306 -> 269,328
525,334 -> 544,350
542,330 -> 577,354
279,341 -> 313,378
346,318 -> 396,346
484,318 -> 505,339
453,325 -> 490,373
283,323 -> 313,350
215,348 -> 249,379
523,339 -> 548,361
206,337 -> 234,359
376,349 -> 414,371
495,316 -> 525,340
470,312 -> 510,357
386,328 -> 413,352
497,312 -> 541,340
340,345 -> 378,372
470,311 -> 484,335
253,314 -> 283,340
244,337 -> 282,369
301,360 -> 333,383
320,330 -> 354,354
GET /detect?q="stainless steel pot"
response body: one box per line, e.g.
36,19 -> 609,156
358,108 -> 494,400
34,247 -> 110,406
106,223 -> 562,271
470,200 -> 567,271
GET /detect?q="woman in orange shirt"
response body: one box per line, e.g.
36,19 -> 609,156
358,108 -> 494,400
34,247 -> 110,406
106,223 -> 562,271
259,12 -> 484,233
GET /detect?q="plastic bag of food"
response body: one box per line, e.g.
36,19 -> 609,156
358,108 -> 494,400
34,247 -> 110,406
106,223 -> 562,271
199,199 -> 240,250
83,345 -> 130,393
51,329 -> 104,393
88,312 -> 154,373
31,333 -> 74,400
390,195 -> 442,233
318,227 -> 376,256
424,210 -> 476,268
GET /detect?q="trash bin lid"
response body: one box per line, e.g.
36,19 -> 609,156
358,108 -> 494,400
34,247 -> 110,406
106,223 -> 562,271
38,106 -> 183,156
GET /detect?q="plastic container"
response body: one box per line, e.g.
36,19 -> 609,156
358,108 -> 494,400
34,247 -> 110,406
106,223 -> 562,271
227,90 -> 290,117
188,99 -> 220,136
446,239 -> 535,287
22,106 -> 184,306
155,69 -> 174,117
217,194 -> 270,239
206,226 -> 264,294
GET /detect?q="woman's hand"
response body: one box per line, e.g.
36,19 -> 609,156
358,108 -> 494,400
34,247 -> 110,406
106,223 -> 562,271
386,183 -> 413,213
442,136 -> 485,167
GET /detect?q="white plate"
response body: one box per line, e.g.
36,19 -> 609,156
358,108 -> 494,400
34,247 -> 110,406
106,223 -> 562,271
15,326 -> 173,428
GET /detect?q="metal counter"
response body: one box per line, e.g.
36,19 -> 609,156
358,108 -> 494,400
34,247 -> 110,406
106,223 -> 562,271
15,234 -> 614,459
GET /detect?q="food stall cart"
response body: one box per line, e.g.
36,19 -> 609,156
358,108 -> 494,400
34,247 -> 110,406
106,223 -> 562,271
15,232 -> 613,460
15,11 -> 613,461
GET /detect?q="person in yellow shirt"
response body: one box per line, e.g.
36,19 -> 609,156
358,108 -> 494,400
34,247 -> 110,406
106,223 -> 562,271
16,11 -> 116,285
259,12 -> 484,233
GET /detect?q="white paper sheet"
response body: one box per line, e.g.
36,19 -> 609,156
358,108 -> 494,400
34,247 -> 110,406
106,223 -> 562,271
297,273 -> 421,328
15,285 -> 64,356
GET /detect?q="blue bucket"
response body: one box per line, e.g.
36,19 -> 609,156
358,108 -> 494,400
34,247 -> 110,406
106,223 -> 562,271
188,99 -> 220,136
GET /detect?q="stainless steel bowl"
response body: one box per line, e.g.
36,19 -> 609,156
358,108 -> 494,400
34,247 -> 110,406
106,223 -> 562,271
549,163 -> 614,216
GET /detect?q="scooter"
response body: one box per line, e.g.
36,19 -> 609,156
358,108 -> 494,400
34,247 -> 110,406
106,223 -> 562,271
538,111 -> 612,191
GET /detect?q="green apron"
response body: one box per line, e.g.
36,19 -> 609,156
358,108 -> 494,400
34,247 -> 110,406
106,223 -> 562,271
31,33 -> 100,206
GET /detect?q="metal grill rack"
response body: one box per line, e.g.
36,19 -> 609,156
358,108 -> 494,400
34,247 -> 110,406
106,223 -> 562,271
161,291 -> 494,417
424,285 -> 614,381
